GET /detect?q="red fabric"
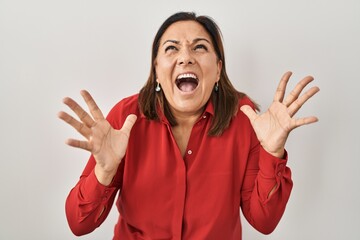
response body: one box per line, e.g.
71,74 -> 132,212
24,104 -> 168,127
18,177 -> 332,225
65,94 -> 293,239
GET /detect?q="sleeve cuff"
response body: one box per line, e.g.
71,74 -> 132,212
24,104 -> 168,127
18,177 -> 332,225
80,170 -> 117,203
259,146 -> 288,178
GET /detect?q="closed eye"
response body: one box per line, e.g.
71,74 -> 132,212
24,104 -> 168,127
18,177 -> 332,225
165,45 -> 178,52
194,44 -> 208,51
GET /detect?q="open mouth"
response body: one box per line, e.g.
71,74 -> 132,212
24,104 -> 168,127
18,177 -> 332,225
175,73 -> 199,92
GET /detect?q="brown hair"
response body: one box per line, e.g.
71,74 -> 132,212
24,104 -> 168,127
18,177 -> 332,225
138,12 -> 250,136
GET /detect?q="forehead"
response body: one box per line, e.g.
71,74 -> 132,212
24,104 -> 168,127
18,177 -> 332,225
160,20 -> 211,43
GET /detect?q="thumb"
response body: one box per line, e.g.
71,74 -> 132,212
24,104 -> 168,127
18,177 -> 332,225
120,114 -> 137,138
240,105 -> 257,123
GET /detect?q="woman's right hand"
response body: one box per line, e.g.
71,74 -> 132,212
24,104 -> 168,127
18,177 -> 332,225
58,90 -> 137,186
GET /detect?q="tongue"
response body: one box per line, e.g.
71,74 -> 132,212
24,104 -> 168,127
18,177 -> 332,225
179,82 -> 197,92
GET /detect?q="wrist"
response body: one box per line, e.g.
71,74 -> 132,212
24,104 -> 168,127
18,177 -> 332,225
94,164 -> 117,186
262,146 -> 285,158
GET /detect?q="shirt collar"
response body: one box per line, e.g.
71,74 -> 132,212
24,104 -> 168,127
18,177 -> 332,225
141,99 -> 215,125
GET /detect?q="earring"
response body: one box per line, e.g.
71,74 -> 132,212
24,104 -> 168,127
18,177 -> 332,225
214,82 -> 219,92
155,82 -> 161,92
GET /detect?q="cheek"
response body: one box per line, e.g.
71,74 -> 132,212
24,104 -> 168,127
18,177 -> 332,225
155,57 -> 174,78
202,59 -> 220,82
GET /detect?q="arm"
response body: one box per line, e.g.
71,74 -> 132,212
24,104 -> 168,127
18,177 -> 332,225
240,72 -> 319,233
241,142 -> 293,234
65,155 -> 123,236
58,90 -> 137,235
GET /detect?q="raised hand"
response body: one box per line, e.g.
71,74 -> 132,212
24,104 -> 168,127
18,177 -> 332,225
240,72 -> 320,158
58,90 -> 137,185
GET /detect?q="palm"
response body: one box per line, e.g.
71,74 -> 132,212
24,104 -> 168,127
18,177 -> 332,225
89,119 -> 133,172
58,90 -> 137,174
241,72 -> 319,157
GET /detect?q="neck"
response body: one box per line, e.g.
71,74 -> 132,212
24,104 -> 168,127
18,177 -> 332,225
172,108 -> 204,129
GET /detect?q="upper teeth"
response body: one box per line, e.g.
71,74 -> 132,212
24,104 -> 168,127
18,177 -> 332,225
177,73 -> 197,79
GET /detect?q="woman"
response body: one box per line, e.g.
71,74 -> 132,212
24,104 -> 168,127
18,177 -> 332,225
59,12 -> 319,239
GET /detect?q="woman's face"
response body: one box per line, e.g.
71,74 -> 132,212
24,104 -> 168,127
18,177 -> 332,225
155,20 -> 222,117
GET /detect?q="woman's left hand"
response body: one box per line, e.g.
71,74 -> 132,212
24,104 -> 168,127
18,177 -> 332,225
240,71 -> 320,158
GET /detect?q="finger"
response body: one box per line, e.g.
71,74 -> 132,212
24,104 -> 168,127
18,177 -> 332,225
80,90 -> 105,121
293,116 -> 319,129
287,86 -> 320,117
63,97 -> 96,128
120,114 -> 137,138
240,105 -> 258,124
283,76 -> 314,107
58,111 -> 92,139
273,71 -> 292,102
65,138 -> 92,152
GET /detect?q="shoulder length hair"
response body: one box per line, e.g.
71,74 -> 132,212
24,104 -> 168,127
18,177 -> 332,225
138,12 -> 250,136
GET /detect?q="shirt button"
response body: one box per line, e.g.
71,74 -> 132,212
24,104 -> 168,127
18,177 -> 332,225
203,115 -> 207,119
187,150 -> 193,155
277,172 -> 282,177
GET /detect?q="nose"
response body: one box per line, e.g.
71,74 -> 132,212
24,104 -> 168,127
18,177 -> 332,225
177,48 -> 195,66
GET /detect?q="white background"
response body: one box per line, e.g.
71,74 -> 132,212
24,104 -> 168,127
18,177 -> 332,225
1,0 -> 359,239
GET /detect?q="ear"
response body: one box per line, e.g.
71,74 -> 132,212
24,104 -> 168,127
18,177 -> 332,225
154,58 -> 158,67
154,59 -> 158,79
217,60 -> 223,79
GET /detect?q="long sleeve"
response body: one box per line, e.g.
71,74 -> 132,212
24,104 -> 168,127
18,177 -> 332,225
64,100 -> 128,236
240,143 -> 293,234
65,155 -> 124,236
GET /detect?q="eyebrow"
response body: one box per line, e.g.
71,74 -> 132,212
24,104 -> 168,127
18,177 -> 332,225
162,38 -> 211,46
162,40 -> 180,46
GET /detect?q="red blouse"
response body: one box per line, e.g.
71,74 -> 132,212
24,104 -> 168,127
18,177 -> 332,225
65,94 -> 293,240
